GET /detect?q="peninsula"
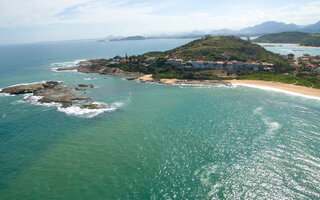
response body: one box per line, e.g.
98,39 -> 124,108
254,32 -> 320,47
57,36 -> 320,91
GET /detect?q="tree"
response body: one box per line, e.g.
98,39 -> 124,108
287,53 -> 294,58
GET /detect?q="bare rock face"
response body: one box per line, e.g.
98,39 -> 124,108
1,81 -> 94,108
99,67 -> 130,75
1,83 -> 45,95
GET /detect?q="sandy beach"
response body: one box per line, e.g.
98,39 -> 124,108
229,80 -> 320,98
138,75 -> 231,86
138,75 -> 320,99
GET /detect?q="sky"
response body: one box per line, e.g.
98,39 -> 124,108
0,0 -> 320,44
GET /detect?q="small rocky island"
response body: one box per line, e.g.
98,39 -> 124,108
1,81 -> 101,109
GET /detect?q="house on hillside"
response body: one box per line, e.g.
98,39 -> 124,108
244,62 -> 260,71
261,62 -> 274,71
187,60 -> 225,70
305,64 -> 316,71
145,57 -> 156,64
166,58 -> 184,66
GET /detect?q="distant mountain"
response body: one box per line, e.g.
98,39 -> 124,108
302,21 -> 320,33
209,29 -> 237,35
253,32 -> 320,47
239,21 -> 300,34
208,21 -> 320,36
106,21 -> 320,42
110,36 -> 146,41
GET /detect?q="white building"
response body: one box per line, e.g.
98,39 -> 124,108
166,59 -> 184,66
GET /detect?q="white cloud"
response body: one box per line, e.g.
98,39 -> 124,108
0,0 -> 319,39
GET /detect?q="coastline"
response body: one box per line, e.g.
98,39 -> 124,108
229,80 -> 320,99
138,75 -> 320,99
296,45 -> 320,49
137,74 -> 231,86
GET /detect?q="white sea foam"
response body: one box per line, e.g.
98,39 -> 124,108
21,94 -> 121,118
174,83 -> 213,88
50,59 -> 86,72
253,107 -> 281,138
22,94 -> 62,107
234,84 -> 320,101
0,92 -> 15,97
51,59 -> 85,68
194,163 -> 221,198
51,68 -> 78,72
84,78 -> 97,80
253,107 -> 263,115
57,102 -> 123,118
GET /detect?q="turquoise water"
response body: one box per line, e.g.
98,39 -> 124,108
257,43 -> 320,57
0,39 -> 320,199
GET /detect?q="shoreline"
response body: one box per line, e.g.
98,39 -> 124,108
296,45 -> 320,49
229,80 -> 320,100
138,75 -> 320,99
137,74 -> 232,86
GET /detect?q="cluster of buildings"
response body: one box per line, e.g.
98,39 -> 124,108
163,58 -> 274,72
298,55 -> 320,72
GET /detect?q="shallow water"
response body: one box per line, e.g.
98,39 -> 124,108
0,39 -> 319,199
257,43 -> 320,57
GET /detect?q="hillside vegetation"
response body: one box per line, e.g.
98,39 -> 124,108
254,32 -> 320,47
144,36 -> 292,72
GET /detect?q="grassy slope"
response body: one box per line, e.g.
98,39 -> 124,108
145,36 -> 286,62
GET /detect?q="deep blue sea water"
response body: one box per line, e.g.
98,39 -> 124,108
0,39 -> 319,199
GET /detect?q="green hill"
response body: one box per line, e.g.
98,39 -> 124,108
254,32 -> 320,47
144,36 -> 291,72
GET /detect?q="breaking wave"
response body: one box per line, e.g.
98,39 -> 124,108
57,102 -> 123,118
0,93 -> 15,97
50,59 -> 85,72
21,94 -> 122,118
84,78 -> 97,81
22,94 -> 62,107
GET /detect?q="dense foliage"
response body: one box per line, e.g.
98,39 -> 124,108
254,32 -> 320,47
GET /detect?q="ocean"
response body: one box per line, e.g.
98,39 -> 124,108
0,39 -> 319,199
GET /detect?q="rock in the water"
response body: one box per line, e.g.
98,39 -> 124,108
38,94 -> 76,107
126,77 -> 138,81
1,83 -> 44,95
78,84 -> 90,87
80,104 -> 100,109
2,81 -> 106,110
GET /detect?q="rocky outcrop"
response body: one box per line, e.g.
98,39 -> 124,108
57,59 -> 142,76
1,81 -> 97,108
126,77 -> 139,81
78,84 -> 89,87
78,84 -> 94,88
0,81 -> 61,95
